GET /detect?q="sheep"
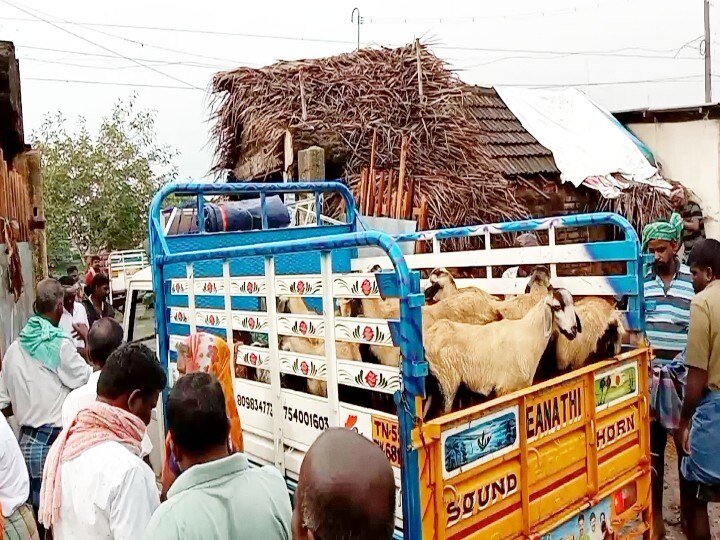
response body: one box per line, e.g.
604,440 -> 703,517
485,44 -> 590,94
423,267 -> 498,303
487,266 -> 552,320
277,294 -> 361,396
339,266 -> 502,367
278,334 -> 362,397
554,296 -> 626,371
423,288 -> 580,417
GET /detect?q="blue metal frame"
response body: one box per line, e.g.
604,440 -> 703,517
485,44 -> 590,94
390,212 -> 646,333
149,183 -> 644,540
149,182 -> 427,540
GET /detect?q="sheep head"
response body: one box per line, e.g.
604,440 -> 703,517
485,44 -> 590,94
527,266 -> 551,293
337,297 -> 361,317
548,288 -> 581,340
277,295 -> 291,313
424,267 -> 457,303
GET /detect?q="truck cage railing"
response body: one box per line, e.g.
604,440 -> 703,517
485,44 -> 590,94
149,181 -> 647,540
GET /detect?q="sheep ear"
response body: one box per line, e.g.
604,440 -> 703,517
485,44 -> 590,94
575,313 -> 583,333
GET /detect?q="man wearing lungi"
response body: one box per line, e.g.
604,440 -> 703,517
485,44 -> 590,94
676,238 -> 720,540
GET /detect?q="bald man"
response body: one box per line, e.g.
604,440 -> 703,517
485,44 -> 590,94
292,428 -> 396,540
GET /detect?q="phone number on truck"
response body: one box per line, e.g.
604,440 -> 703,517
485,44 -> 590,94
236,395 -> 273,415
283,406 -> 329,430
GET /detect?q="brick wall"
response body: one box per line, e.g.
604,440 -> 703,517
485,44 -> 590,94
515,177 -> 622,277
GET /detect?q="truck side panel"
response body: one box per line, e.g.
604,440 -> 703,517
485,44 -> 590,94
415,350 -> 651,539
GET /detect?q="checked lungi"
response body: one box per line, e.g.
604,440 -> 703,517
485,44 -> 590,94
682,391 -> 720,487
650,356 -> 688,430
18,425 -> 61,511
2,503 -> 39,540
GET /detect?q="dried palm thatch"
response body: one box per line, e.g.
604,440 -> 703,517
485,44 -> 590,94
211,42 -> 671,232
212,43 -> 531,229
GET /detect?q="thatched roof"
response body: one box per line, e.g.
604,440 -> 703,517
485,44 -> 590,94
211,43 -> 669,231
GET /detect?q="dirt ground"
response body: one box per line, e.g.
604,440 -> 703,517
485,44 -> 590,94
662,443 -> 720,539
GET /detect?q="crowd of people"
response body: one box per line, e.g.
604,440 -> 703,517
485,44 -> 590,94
0,185 -> 718,540
0,264 -> 397,540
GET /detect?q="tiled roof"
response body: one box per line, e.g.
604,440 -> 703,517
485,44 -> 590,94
463,86 -> 559,177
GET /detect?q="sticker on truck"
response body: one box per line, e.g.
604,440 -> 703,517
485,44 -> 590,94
541,495 -> 616,539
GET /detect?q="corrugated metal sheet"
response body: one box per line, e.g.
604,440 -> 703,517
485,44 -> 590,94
464,86 -> 559,177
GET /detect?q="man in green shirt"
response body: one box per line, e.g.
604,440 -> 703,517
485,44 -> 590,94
144,373 -> 292,540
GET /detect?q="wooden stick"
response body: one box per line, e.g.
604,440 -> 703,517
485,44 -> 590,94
415,38 -> 424,101
396,135 -> 408,219
376,170 -> 386,217
367,169 -> 376,217
299,71 -> 307,122
405,177 -> 415,220
358,167 -> 367,214
385,170 -> 394,217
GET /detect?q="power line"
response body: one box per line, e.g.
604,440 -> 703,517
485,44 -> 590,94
23,76 -> 206,91
16,45 -> 231,68
435,44 -> 701,60
19,56 -> 227,71
1,15 -> 357,45
24,74 -> 705,91
495,74 -> 703,88
0,0 -> 204,89
1,13 -> 701,61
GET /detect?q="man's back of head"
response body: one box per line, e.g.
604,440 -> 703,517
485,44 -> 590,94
35,278 -> 65,322
167,372 -> 229,469
97,342 -> 166,426
293,428 -> 396,540
88,318 -> 124,369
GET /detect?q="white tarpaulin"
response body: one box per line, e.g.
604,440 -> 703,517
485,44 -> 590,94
495,87 -> 671,198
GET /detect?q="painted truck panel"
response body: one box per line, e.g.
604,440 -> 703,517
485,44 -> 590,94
148,181 -> 651,539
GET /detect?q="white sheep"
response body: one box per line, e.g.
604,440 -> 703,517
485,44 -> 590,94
554,296 -> 626,371
487,266 -> 552,320
423,288 -> 580,417
424,267 -> 498,303
277,295 -> 361,396
279,335 -> 361,397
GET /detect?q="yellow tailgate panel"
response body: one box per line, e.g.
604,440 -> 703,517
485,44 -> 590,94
415,349 -> 653,540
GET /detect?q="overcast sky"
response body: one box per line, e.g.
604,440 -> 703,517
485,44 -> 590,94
1,0 -> 718,180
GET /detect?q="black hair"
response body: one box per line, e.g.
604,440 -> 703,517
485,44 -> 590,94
688,238 -> 720,277
88,318 -> 124,368
90,273 -> 110,292
590,512 -> 596,520
58,275 -> 75,287
97,342 -> 166,399
578,514 -> 585,524
167,372 -> 229,454
67,265 -> 78,274
90,255 -> 101,263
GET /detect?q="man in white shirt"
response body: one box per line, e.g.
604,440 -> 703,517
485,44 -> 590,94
42,343 -> 166,540
0,414 -> 38,539
58,276 -> 90,354
0,279 -> 92,523
61,318 -> 153,458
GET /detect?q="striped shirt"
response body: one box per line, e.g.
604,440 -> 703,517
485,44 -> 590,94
644,262 -> 694,363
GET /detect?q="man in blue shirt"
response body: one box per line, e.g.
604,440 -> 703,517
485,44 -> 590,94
643,213 -> 694,539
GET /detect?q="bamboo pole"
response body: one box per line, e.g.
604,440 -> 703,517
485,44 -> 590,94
396,135 -> 408,218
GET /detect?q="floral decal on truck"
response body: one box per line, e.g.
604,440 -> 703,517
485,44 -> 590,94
354,369 -> 390,390
291,319 -> 317,336
352,324 -> 386,344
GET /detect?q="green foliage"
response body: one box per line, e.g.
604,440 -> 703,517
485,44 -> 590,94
32,95 -> 177,268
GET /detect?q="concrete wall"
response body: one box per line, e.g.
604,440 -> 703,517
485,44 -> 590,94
0,242 -> 35,356
625,119 -> 720,239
